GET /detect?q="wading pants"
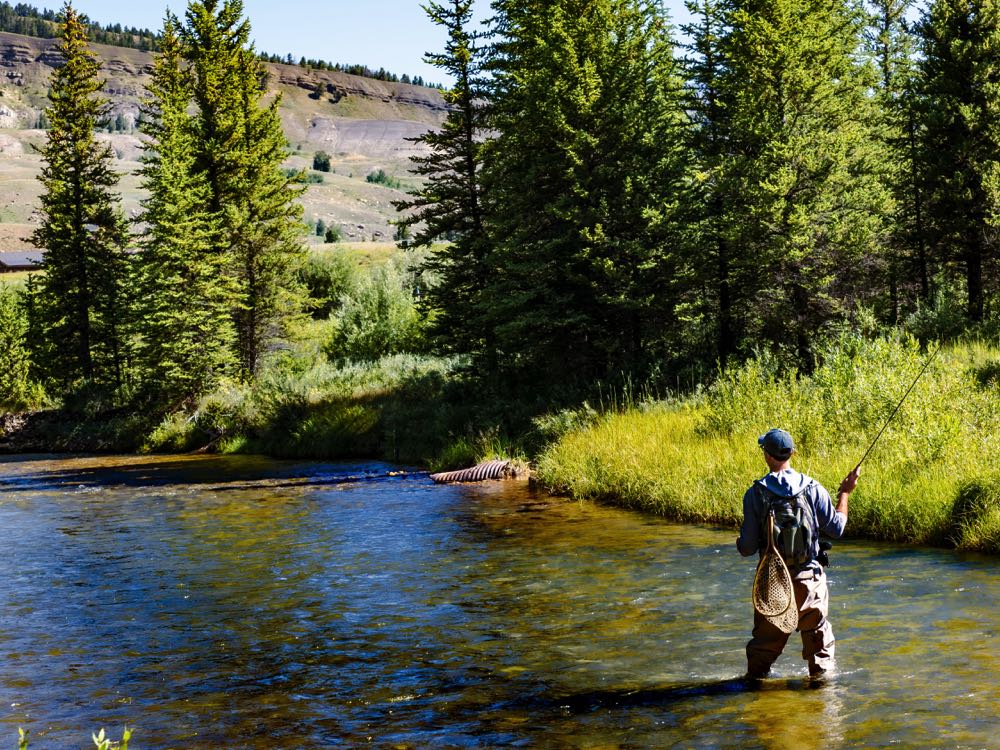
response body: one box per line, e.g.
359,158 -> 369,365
746,566 -> 835,677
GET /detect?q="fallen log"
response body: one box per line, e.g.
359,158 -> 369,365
429,459 -> 524,483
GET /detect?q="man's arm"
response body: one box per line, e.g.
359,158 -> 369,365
836,466 -> 861,521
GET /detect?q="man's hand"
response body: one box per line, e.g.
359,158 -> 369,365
839,465 -> 861,495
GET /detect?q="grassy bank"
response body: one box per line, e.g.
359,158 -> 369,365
536,335 -> 1000,553
138,351 -> 526,470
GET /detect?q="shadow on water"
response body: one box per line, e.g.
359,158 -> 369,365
520,674 -> 828,713
0,453 -> 426,493
540,676 -> 751,712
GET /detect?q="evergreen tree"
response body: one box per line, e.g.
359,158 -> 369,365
394,0 -> 492,362
134,13 -> 236,402
481,0 -> 686,394
865,0 -> 924,320
313,149 -> 331,171
182,0 -> 306,379
916,0 -> 1000,322
717,0 -> 888,365
681,0 -> 738,368
31,2 -> 130,394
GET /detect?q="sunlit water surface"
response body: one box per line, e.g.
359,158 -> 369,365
0,454 -> 997,749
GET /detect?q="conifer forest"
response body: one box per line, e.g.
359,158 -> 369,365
1,0 -> 999,462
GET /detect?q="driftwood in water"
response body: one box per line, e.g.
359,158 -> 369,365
429,459 -> 524,483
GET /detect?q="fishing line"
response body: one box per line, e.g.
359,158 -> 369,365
852,342 -> 944,472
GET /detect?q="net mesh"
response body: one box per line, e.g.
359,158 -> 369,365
752,553 -> 793,616
765,595 -> 799,633
751,513 -> 795,623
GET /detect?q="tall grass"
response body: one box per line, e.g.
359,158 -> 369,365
537,334 -> 1000,553
144,354 -> 467,462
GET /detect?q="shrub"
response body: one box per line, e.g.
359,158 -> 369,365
324,258 -> 425,362
297,250 -> 359,319
313,150 -> 331,172
366,168 -> 401,189
282,168 -> 323,183
240,354 -> 463,461
0,285 -> 45,410
903,287 -> 968,342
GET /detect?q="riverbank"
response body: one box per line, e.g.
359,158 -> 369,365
4,332 -> 1000,554
0,353 -> 526,471
535,336 -> 1000,554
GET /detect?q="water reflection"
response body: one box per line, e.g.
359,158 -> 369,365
0,454 -> 997,748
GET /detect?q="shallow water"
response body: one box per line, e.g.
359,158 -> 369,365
0,453 -> 996,748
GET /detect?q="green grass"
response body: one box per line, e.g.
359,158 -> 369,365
142,353 -> 476,464
0,270 -> 35,289
536,335 -> 1000,553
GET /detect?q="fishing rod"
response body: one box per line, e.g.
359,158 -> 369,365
851,342 -> 943,472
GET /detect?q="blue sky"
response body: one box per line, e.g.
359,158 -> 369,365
70,0 -> 488,85
67,0 -> 691,85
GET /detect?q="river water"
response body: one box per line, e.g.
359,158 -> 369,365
0,454 -> 996,749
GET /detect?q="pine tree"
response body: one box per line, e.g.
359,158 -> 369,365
134,13 -> 236,402
916,0 -> 1000,322
482,0 -> 687,395
865,0 -> 924,320
682,0 -> 738,368
717,0 -> 889,366
182,0 -> 305,379
31,2 -> 130,394
394,0 -> 492,362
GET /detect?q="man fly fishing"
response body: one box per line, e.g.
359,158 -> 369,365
737,344 -> 939,679
737,428 -> 859,680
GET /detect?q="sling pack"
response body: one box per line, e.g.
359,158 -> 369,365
754,481 -> 817,569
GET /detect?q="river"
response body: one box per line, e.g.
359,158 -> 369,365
0,454 -> 996,748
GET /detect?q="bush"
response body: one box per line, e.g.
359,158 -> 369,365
903,287 -> 968,342
366,168 -> 402,189
282,168 -> 323,184
0,285 -> 45,410
313,150 -> 331,172
144,380 -> 255,453
324,258 -> 425,362
297,250 -> 359,319
212,354 -> 463,462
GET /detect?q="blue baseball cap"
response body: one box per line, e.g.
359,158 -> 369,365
758,428 -> 795,459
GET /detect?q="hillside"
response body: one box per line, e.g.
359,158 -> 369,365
0,31 -> 446,249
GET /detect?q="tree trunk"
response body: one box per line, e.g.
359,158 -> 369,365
967,245 -> 984,322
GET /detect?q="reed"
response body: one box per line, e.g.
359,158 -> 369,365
537,335 -> 1000,553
